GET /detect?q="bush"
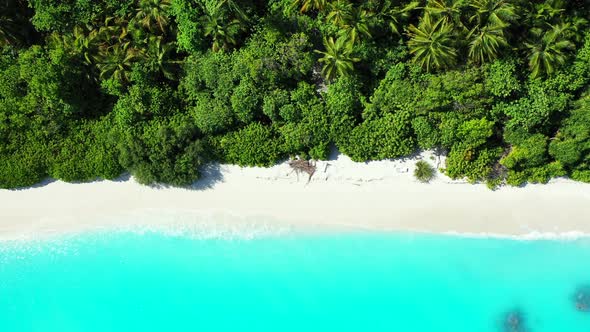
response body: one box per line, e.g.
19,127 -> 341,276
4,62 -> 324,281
309,142 -> 330,160
445,145 -> 502,182
485,59 -> 520,98
191,94 -> 234,135
118,115 -> 207,186
230,79 -> 260,124
325,77 -> 361,146
549,95 -> 590,171
500,81 -> 571,132
219,122 -> 285,167
411,116 -> 440,149
262,89 -> 290,123
572,170 -> 590,183
50,118 -> 123,182
340,111 -> 416,161
506,162 -> 566,186
113,83 -> 178,127
414,160 -> 436,183
501,134 -> 548,170
0,141 -> 48,189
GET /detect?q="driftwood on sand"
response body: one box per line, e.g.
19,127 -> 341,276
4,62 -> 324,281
289,159 -> 316,184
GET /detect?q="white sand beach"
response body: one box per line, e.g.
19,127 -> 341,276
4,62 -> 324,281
1,151 -> 590,241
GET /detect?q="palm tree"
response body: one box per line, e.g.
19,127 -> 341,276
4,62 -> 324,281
135,0 -> 171,33
407,13 -> 458,72
96,16 -> 130,47
315,36 -> 360,81
0,0 -> 32,47
465,0 -> 517,64
339,7 -> 372,46
468,0 -> 519,28
95,42 -> 138,83
525,24 -> 574,78
143,36 -> 177,80
326,0 -> 353,27
532,0 -> 565,24
379,0 -> 420,35
47,26 -> 98,66
467,24 -> 507,63
200,5 -> 243,52
566,16 -> 589,43
0,15 -> 19,47
291,0 -> 328,13
425,0 -> 467,27
220,0 -> 250,23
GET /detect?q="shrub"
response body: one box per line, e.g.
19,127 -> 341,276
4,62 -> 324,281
445,145 -> 502,183
340,111 -> 416,161
414,160 -> 436,183
118,115 -> 207,186
50,118 -> 123,182
219,123 -> 285,167
0,141 -> 48,189
411,116 -> 440,150
325,77 -> 361,146
191,94 -> 234,135
262,89 -> 290,123
485,59 -> 520,98
309,142 -> 330,160
506,162 -> 566,186
501,134 -> 548,170
572,170 -> 590,183
230,79 -> 260,123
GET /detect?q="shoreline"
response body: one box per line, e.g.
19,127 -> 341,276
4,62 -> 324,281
1,152 -> 590,241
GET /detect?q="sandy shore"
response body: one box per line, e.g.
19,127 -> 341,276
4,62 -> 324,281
1,151 -> 590,240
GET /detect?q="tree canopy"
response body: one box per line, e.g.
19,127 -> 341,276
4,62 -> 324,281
1,0 -> 590,188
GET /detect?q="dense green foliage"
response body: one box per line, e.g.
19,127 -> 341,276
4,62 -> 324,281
1,0 -> 589,188
414,160 -> 435,183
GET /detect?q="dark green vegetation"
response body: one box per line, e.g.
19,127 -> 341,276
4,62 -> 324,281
1,0 -> 589,188
414,160 -> 435,182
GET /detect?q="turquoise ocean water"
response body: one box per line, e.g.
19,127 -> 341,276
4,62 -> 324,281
1,229 -> 590,331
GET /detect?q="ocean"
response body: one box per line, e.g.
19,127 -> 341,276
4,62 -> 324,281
1,230 -> 589,331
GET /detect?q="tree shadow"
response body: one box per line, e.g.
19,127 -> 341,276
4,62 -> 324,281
8,178 -> 58,191
396,149 -> 423,162
327,145 -> 341,161
112,173 -> 131,182
8,173 -> 133,191
190,163 -> 225,190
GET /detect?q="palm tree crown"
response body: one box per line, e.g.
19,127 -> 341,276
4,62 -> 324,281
525,23 -> 575,78
326,0 -> 353,27
200,3 -> 243,52
467,24 -> 507,63
292,0 -> 328,13
407,13 -> 458,72
379,0 -> 420,35
135,0 -> 171,33
315,35 -> 360,81
468,0 -> 519,27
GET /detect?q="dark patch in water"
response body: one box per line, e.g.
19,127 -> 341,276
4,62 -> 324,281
500,309 -> 528,332
573,285 -> 590,312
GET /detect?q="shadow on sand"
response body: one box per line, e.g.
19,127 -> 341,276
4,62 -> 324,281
190,163 -> 224,190
9,178 -> 59,191
4,164 -> 225,192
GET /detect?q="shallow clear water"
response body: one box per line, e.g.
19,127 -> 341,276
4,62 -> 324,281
1,231 -> 589,331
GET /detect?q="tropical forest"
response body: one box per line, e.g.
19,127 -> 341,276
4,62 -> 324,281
1,0 -> 589,189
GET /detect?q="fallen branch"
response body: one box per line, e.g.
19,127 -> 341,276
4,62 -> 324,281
288,159 -> 316,184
